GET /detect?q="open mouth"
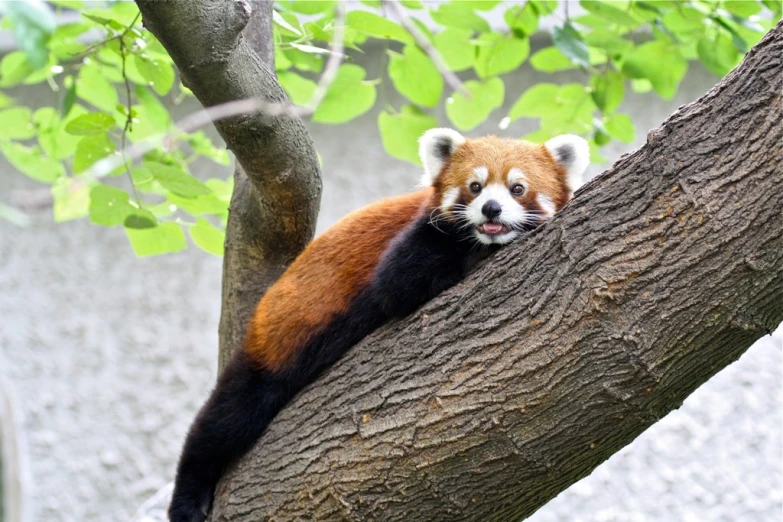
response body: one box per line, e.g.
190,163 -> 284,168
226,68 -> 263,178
476,222 -> 511,236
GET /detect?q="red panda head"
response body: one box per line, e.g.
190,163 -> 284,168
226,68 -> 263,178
419,129 -> 589,245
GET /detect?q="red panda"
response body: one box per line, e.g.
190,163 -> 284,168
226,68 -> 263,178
168,129 -> 589,522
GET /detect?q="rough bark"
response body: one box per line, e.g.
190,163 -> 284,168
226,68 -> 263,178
208,22 -> 783,521
135,0 -> 322,371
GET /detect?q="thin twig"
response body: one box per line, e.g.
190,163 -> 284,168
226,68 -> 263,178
118,12 -> 142,204
86,3 -> 346,180
382,0 -> 468,97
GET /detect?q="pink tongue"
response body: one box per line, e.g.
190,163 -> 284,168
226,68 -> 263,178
483,222 -> 503,234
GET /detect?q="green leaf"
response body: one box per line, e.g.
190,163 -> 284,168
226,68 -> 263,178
0,142 -> 65,183
389,46 -> 443,107
553,22 -> 589,68
0,107 -> 36,139
123,209 -> 157,229
272,10 -> 302,36
0,51 -> 34,87
377,106 -> 438,164
134,55 -> 175,96
630,78 -> 653,93
508,83 -> 559,119
62,75 -> 77,116
278,71 -> 317,106
401,0 -> 424,8
51,177 -> 90,222
77,64 -> 119,113
697,33 -> 741,77
0,91 -> 14,109
126,222 -> 187,257
580,0 -> 641,26
89,184 -> 136,226
134,84 -> 171,132
144,161 -> 212,198
593,124 -> 611,146
346,11 -> 413,44
313,65 -> 376,124
283,48 -> 324,72
81,2 -> 139,29
186,131 -> 230,166
504,2 -> 539,37
36,106 -> 82,160
431,3 -> 490,32
531,0 -> 558,15
445,78 -> 504,131
530,47 -> 575,72
190,218 -> 225,256
662,7 -> 706,41
278,0 -> 335,15
433,28 -> 475,72
622,41 -> 687,99
474,34 -> 530,78
583,29 -> 634,54
64,112 -> 116,136
604,113 -> 635,142
723,1 -> 762,17
456,1 -> 501,10
74,135 -> 116,174
3,0 -> 55,69
590,71 -> 624,113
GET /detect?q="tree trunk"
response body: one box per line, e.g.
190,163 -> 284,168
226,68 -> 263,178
135,0 -> 322,372
210,23 -> 783,521
136,0 -> 783,519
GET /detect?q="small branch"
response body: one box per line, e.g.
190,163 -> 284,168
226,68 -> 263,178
118,15 -> 142,204
87,3 -> 345,180
383,0 -> 468,97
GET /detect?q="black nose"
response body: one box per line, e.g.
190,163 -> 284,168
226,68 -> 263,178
481,200 -> 502,219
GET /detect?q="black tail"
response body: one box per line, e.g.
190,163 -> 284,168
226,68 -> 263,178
168,352 -> 291,522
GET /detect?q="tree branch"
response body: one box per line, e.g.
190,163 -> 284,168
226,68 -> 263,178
135,0 -> 322,370
208,22 -> 783,521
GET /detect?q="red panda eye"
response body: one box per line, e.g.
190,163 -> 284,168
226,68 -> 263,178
469,182 -> 482,194
510,184 -> 525,195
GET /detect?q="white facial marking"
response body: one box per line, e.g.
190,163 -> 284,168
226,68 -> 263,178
536,194 -> 556,217
439,187 -> 460,213
507,167 -> 527,185
472,165 -> 489,184
463,183 -> 528,245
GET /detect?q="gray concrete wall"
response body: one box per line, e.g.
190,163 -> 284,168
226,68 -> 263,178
0,40 -> 780,522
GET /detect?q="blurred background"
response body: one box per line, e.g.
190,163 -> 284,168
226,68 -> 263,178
0,2 -> 781,522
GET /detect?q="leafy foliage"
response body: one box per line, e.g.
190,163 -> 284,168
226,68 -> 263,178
0,0 -> 779,257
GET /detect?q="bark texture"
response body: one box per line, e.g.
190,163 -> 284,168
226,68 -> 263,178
208,22 -> 783,521
135,0 -> 322,371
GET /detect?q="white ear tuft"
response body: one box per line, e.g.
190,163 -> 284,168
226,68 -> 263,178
418,128 -> 466,186
545,134 -> 590,193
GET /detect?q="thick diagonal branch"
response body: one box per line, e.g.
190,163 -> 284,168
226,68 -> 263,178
135,0 -> 322,370
209,22 -> 783,521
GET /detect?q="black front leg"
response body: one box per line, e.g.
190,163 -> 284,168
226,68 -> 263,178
370,216 -> 484,319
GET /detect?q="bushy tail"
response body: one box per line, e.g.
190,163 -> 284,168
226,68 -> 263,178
168,352 -> 289,522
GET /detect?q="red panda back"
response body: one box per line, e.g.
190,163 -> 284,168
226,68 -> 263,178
244,188 -> 433,371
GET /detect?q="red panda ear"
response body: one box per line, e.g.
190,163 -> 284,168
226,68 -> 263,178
545,134 -> 590,194
418,128 -> 466,186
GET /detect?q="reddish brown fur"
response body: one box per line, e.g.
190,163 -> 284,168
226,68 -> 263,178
244,189 -> 433,371
434,136 -> 571,214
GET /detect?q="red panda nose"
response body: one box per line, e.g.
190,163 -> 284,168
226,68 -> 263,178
482,200 -> 502,219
